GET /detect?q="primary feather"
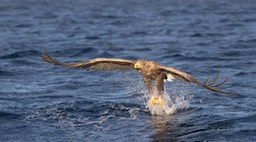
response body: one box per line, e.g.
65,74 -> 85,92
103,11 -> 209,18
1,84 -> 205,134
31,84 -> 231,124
41,52 -> 135,70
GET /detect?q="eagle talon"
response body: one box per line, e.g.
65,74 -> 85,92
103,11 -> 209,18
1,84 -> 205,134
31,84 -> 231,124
148,96 -> 165,106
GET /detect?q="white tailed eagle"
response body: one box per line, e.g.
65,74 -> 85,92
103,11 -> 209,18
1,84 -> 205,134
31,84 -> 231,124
42,52 -> 236,96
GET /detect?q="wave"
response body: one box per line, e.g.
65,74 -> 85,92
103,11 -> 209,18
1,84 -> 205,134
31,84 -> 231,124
0,111 -> 20,119
0,70 -> 17,76
0,50 -> 41,59
24,99 -> 146,128
161,53 -> 239,62
69,47 -> 99,57
49,48 -> 116,59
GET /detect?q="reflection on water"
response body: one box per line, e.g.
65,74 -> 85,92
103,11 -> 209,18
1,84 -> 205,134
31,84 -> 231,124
150,115 -> 177,142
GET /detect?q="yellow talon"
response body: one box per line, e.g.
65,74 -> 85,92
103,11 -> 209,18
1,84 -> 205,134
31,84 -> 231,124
148,96 -> 165,106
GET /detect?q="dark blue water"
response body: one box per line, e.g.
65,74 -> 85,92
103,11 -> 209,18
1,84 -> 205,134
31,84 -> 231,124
1,0 -> 256,141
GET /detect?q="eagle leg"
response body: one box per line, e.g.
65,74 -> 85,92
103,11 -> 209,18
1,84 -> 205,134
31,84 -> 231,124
156,75 -> 165,96
143,77 -> 154,96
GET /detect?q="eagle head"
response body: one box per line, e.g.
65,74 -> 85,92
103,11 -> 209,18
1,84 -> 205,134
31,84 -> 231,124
134,59 -> 148,69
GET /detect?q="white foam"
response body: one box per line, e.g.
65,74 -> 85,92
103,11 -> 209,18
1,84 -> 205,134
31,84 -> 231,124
124,79 -> 192,116
146,92 -> 190,115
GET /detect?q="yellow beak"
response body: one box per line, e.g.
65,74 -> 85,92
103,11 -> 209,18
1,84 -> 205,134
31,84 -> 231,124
134,62 -> 141,69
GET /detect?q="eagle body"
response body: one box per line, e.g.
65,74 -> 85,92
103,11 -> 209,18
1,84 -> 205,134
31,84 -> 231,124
41,53 -> 236,96
134,59 -> 167,96
136,60 -> 160,78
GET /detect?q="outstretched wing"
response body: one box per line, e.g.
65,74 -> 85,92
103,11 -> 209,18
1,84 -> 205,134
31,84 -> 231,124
41,52 -> 135,70
157,65 -> 237,95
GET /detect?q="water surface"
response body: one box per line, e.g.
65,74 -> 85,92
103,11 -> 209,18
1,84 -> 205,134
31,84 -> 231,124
1,0 -> 256,141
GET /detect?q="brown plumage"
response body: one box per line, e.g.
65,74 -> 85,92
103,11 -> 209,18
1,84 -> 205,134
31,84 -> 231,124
41,52 -> 237,95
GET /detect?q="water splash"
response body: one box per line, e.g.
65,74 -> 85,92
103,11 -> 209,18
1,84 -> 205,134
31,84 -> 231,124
146,92 -> 191,116
124,79 -> 192,115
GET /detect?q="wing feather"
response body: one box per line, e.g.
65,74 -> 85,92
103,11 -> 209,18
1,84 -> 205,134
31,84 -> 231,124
41,52 -> 135,70
157,65 -> 237,95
